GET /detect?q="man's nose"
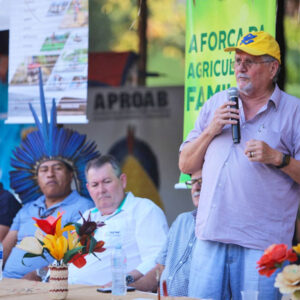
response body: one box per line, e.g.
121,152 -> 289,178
195,182 -> 202,188
47,168 -> 55,176
98,183 -> 106,193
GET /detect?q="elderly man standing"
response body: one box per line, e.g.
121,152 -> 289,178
3,72 -> 99,280
68,155 -> 169,286
179,31 -> 300,299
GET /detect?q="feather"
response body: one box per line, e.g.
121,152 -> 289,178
10,69 -> 100,203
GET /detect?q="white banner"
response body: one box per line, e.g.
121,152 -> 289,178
7,0 -> 89,124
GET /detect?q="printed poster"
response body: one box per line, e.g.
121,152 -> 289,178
7,0 -> 89,123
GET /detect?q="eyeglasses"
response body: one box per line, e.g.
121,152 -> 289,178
185,177 -> 202,188
231,58 -> 271,69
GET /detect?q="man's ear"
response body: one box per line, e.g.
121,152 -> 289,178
68,171 -> 74,185
120,173 -> 127,189
270,60 -> 279,80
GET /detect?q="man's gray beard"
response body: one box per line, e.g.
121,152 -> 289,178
238,82 -> 253,96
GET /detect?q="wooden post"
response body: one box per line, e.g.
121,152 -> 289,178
137,0 -> 147,86
276,0 -> 286,90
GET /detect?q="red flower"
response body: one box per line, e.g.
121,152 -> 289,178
257,244 -> 298,277
32,214 -> 63,235
94,240 -> 106,253
78,212 -> 105,236
75,212 -> 106,255
83,236 -> 105,254
69,253 -> 88,268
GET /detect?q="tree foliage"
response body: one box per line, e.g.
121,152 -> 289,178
284,0 -> 300,96
89,0 -> 185,60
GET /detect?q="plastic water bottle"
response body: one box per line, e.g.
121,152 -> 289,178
111,243 -> 127,295
0,241 -> 3,280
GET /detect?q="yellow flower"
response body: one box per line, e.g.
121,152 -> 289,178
55,216 -> 75,237
275,264 -> 300,297
43,234 -> 68,261
16,236 -> 43,255
293,244 -> 300,255
67,231 -> 81,250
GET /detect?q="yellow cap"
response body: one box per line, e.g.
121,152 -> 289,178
224,31 -> 281,64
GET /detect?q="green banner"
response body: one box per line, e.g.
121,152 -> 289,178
179,0 -> 277,184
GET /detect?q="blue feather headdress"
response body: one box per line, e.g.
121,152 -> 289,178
10,69 -> 100,204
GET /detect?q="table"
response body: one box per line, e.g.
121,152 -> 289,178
0,278 -> 197,300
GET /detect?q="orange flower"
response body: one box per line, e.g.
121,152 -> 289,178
257,244 -> 298,277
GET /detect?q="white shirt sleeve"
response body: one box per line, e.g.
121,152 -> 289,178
133,201 -> 169,274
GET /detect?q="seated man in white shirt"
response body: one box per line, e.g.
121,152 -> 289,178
68,154 -> 169,286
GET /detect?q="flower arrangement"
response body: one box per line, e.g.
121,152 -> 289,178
17,212 -> 105,268
257,243 -> 300,299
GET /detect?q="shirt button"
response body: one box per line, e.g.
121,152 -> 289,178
179,261 -> 183,264
188,243 -> 193,247
168,276 -> 172,280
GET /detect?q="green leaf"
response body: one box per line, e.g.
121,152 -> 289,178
91,252 -> 101,262
21,253 -> 47,266
63,246 -> 84,264
89,236 -> 97,253
74,223 -> 81,235
38,239 -> 45,246
63,221 -> 75,229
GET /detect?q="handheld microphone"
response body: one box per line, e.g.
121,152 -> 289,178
228,87 -> 241,144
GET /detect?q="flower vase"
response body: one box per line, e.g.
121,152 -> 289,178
48,264 -> 69,300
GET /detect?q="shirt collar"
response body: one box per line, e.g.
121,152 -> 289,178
192,209 -> 197,218
91,192 -> 129,217
33,190 -> 77,209
268,84 -> 281,110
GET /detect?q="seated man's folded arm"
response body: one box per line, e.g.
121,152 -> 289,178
0,225 -> 9,242
3,230 -> 18,266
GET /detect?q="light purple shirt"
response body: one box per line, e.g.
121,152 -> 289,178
180,85 -> 300,250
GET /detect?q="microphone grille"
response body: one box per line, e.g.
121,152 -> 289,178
228,87 -> 239,97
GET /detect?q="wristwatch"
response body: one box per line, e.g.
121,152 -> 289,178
276,153 -> 291,169
126,274 -> 135,285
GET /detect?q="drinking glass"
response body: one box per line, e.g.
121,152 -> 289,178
241,290 -> 259,300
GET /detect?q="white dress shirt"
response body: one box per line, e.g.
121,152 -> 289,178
68,192 -> 169,285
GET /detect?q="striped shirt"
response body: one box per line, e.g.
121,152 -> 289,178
156,210 -> 196,296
